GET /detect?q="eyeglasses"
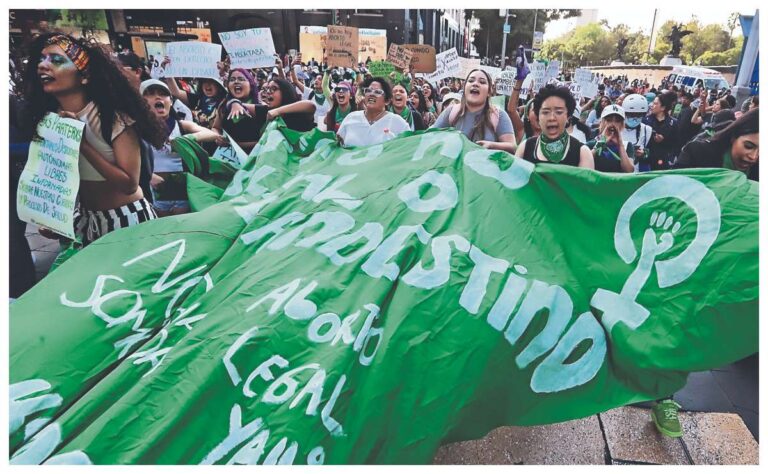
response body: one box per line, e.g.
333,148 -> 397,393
261,86 -> 278,93
539,109 -> 567,118
363,88 -> 385,97
334,86 -> 350,93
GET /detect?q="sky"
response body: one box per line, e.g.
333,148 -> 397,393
544,7 -> 758,40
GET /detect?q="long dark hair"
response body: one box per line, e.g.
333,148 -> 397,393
23,32 -> 166,148
410,87 -> 428,114
268,77 -> 299,108
711,107 -> 759,144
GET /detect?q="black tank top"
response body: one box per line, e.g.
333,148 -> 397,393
521,135 -> 583,167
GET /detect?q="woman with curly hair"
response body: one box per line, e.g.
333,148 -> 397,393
409,86 -> 435,128
211,68 -> 262,153
24,32 -> 167,246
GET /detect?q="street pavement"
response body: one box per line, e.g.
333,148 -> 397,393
22,223 -> 759,465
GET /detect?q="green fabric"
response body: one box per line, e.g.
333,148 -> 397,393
538,131 -> 571,163
172,135 -> 237,192
390,105 -> 413,128
721,150 -> 747,175
10,119 -> 759,464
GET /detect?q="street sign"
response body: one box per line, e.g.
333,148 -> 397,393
503,24 -> 511,34
533,31 -> 544,51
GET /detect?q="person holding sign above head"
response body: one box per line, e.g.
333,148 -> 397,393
24,33 -> 166,246
140,79 -> 220,216
389,82 -> 425,131
337,76 -> 410,147
515,85 -> 594,169
430,69 -> 516,153
163,74 -> 227,131
211,68 -> 261,153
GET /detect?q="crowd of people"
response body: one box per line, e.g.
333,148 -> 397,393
6,31 -> 761,448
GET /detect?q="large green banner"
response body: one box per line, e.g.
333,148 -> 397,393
9,121 -> 758,464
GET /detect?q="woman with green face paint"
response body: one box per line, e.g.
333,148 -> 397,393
24,33 -> 167,246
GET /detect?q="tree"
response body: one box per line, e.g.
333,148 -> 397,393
471,9 -> 579,63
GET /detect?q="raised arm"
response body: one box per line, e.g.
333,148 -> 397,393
164,77 -> 189,106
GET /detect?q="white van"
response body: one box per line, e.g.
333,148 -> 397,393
665,66 -> 730,93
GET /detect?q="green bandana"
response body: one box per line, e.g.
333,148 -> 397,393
537,131 -> 571,163
722,150 -> 749,175
335,105 -> 352,126
313,91 -> 326,106
229,98 -> 253,125
390,105 -> 413,128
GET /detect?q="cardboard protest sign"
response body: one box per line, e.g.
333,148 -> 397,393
163,41 -> 222,79
211,131 -> 248,169
569,82 -> 583,101
402,44 -> 436,73
299,25 -> 327,64
496,70 -> 517,96
326,25 -> 359,68
358,28 -> 387,62
17,113 -> 84,239
10,119 -> 759,465
459,58 -> 482,80
480,65 -> 502,80
424,48 -> 460,82
386,44 -> 413,70
218,28 -> 277,69
367,60 -> 396,77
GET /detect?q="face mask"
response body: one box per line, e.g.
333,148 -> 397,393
626,117 -> 642,128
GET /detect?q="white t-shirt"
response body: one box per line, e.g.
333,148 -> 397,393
621,123 -> 653,173
337,111 -> 411,147
569,127 -> 587,144
303,88 -> 331,125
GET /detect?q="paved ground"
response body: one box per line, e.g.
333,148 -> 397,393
22,223 -> 760,465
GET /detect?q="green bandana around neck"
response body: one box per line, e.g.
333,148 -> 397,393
313,92 -> 326,106
722,150 -> 749,175
390,105 -> 413,128
537,131 -> 571,163
335,105 -> 352,125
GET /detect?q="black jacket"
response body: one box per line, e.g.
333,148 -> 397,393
675,139 -> 758,181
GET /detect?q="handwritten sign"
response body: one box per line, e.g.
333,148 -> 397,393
480,65 -> 502,80
17,113 -> 84,239
218,28 -> 276,69
424,48 -> 461,83
326,26 -> 359,68
299,25 -> 327,63
359,29 -> 387,62
212,131 -> 248,169
459,58 -> 482,80
164,41 -> 222,79
367,60 -> 396,77
496,70 -> 517,96
545,60 -> 561,83
569,82 -> 583,102
402,44 -> 436,73
574,68 -> 600,98
386,44 -> 413,70
529,61 -> 546,92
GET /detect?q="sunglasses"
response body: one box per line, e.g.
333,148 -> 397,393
334,86 -> 350,93
363,88 -> 385,97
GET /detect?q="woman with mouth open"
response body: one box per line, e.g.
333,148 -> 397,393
389,82 -> 426,131
225,77 -> 317,139
324,81 -> 358,134
430,69 -> 517,153
140,79 -> 220,217
516,84 -> 595,169
23,33 -> 167,247
591,104 -> 635,173
336,76 -> 411,147
211,68 -> 261,154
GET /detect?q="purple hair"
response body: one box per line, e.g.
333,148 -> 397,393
227,68 -> 260,104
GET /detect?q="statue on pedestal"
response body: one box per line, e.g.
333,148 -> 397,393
667,24 -> 693,57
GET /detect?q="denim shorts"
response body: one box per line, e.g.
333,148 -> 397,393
153,200 -> 190,212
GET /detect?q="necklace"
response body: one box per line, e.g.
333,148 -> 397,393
365,109 -> 386,125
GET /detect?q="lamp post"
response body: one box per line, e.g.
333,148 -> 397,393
500,10 -> 517,68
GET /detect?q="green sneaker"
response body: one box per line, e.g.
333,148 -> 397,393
651,399 -> 683,438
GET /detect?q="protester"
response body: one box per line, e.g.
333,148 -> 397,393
324,81 -> 357,133
621,93 -> 654,171
676,92 -> 700,144
390,82 -> 425,131
592,104 -> 634,173
585,94 -> 612,130
675,108 -> 758,180
515,85 -> 594,168
211,68 -> 261,153
24,33 -> 166,246
227,77 -> 317,133
421,82 -> 440,116
140,79 -> 219,216
567,106 -> 591,144
642,91 -> 679,171
431,69 -> 516,152
337,76 -> 410,147
409,86 -> 435,128
163,76 -> 227,130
